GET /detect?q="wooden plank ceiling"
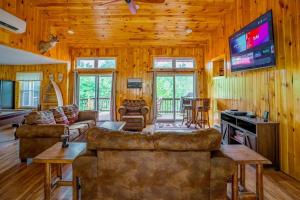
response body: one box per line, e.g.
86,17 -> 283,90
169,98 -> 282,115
27,0 -> 234,47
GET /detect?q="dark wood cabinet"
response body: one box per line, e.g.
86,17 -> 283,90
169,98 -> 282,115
221,112 -> 279,170
244,132 -> 256,151
0,80 -> 15,109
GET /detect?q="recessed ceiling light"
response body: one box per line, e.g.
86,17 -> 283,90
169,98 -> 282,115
67,29 -> 75,35
185,28 -> 193,34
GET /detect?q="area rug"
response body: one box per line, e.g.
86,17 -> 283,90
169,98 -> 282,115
155,123 -> 200,131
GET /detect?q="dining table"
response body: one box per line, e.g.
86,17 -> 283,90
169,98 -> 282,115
183,97 -> 204,128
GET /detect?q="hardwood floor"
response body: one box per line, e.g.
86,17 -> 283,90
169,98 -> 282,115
0,125 -> 72,200
0,125 -> 300,200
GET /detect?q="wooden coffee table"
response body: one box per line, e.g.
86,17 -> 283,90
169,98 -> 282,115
33,142 -> 86,200
221,145 -> 271,200
98,121 -> 126,130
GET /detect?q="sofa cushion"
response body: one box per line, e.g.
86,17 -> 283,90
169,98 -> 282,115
87,128 -> 154,150
86,128 -> 221,151
121,115 -> 144,122
126,107 -> 141,112
122,99 -> 146,113
74,120 -> 96,128
154,128 -> 221,151
50,107 -> 69,125
69,123 -> 89,135
62,104 -> 79,124
24,111 -> 56,125
68,128 -> 80,141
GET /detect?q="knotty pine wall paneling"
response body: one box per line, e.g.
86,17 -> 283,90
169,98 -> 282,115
0,64 -> 70,108
205,0 -> 300,180
0,0 -> 69,61
70,47 -> 205,122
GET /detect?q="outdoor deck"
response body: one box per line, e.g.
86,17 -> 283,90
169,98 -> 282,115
98,111 -> 110,121
81,97 -> 187,121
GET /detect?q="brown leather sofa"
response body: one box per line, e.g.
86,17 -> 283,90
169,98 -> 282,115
16,110 -> 97,162
118,99 -> 149,131
73,127 -> 235,200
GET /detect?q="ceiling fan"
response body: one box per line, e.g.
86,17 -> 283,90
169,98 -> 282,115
101,0 -> 165,15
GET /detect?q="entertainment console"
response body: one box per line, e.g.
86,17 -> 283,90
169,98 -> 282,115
221,111 -> 279,169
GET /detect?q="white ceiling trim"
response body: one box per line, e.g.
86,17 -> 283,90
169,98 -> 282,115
0,44 -> 67,65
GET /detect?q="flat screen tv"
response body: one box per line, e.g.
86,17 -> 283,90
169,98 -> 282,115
229,10 -> 276,72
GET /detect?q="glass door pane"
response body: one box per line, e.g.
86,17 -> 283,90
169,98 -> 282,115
156,75 -> 174,121
79,76 -> 96,110
98,75 -> 113,121
175,75 -> 195,121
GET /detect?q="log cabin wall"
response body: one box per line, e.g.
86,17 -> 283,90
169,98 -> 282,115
0,64 -> 70,107
0,0 -> 69,61
205,0 -> 300,180
70,47 -> 205,122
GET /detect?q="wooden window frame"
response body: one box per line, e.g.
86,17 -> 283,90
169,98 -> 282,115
76,57 -> 117,71
153,57 -> 196,72
19,80 -> 41,109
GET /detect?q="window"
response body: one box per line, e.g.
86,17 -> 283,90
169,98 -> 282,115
77,60 -> 95,69
98,59 -> 116,69
154,58 -> 173,69
175,59 -> 194,69
20,81 -> 41,107
16,72 -> 42,108
154,57 -> 195,69
77,58 -> 116,69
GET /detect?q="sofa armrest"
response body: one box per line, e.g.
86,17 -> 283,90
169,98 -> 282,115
118,106 -> 127,115
16,124 -> 67,138
73,151 -> 98,179
78,110 -> 97,122
210,150 -> 235,200
141,106 -> 149,115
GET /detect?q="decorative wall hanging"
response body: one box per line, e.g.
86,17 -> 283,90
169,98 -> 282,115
58,73 -> 63,82
127,78 -> 143,88
39,34 -> 59,54
49,73 -> 54,81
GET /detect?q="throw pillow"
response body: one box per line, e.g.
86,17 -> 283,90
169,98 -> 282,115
62,104 -> 79,124
25,111 -> 56,125
50,107 -> 69,125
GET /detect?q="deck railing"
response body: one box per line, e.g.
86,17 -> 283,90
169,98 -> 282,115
79,97 -> 182,115
157,98 -> 182,114
79,97 -> 110,111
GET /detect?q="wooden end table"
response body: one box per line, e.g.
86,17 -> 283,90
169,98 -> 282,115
33,142 -> 86,200
221,145 -> 271,200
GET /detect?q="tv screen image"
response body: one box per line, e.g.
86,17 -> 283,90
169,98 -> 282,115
229,10 -> 276,72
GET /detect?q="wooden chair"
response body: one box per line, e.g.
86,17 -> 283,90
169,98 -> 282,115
197,98 -> 210,128
181,97 -> 192,125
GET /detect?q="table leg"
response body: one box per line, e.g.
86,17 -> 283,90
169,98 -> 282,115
192,100 -> 196,125
240,164 -> 246,191
256,164 -> 264,200
232,164 -> 238,200
200,111 -> 203,128
73,166 -> 78,200
44,163 -> 52,200
57,164 -> 62,179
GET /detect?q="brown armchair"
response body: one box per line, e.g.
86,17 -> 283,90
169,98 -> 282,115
73,128 -> 235,200
118,99 -> 149,131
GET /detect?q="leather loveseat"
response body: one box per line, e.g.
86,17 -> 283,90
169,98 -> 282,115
16,110 -> 97,162
73,127 -> 235,200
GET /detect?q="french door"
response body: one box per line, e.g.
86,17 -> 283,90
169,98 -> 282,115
155,73 -> 195,122
78,74 -> 114,121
